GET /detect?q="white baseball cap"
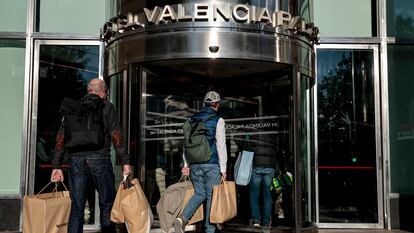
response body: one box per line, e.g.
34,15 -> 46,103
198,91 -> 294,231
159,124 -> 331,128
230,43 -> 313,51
204,91 -> 221,103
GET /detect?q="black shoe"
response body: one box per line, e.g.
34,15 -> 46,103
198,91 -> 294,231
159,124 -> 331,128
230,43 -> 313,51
101,223 -> 116,233
174,217 -> 187,233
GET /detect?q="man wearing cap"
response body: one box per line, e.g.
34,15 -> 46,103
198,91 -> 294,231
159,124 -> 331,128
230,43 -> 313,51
175,91 -> 228,233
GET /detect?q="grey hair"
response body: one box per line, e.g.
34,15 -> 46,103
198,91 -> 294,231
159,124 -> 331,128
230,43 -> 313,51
88,78 -> 107,94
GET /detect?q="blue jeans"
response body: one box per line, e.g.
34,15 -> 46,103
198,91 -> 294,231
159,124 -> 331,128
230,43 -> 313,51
67,153 -> 116,233
182,164 -> 221,233
249,167 -> 276,226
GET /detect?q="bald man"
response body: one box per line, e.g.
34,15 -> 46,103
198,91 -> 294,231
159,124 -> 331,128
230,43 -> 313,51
51,78 -> 131,233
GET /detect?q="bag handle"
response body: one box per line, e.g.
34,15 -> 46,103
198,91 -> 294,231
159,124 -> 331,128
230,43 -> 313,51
122,175 -> 134,189
52,181 -> 69,193
178,174 -> 192,183
35,181 -> 68,197
123,174 -> 130,182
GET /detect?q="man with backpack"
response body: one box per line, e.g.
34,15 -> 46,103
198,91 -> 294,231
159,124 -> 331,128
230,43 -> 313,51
51,78 -> 131,233
175,91 -> 227,233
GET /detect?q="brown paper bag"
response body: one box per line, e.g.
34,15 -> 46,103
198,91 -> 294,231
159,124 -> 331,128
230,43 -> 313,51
111,178 -> 153,233
209,180 -> 237,224
181,185 -> 204,224
23,182 -> 71,233
110,179 -> 125,223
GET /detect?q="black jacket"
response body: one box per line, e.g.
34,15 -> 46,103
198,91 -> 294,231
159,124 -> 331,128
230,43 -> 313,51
243,133 -> 279,168
52,94 -> 130,168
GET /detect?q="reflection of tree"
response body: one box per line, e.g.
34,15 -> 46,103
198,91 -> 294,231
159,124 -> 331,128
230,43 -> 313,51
318,52 -> 353,164
396,15 -> 414,37
37,45 -> 96,153
35,45 -> 95,193
318,52 -> 378,222
40,45 -> 92,97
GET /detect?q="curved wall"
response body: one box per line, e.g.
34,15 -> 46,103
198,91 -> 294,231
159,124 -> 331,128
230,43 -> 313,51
102,0 -> 318,78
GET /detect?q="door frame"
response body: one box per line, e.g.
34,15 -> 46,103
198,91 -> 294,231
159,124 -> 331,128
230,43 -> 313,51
314,44 -> 383,228
26,39 -> 104,231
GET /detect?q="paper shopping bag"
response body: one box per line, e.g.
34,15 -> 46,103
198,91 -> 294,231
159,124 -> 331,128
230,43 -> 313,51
181,183 -> 204,224
210,180 -> 237,224
111,178 -> 153,233
110,179 -> 125,223
23,182 -> 71,233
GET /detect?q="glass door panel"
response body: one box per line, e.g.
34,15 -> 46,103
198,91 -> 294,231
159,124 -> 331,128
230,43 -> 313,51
131,59 -> 296,228
300,75 -> 316,228
33,42 -> 101,228
316,47 -> 380,225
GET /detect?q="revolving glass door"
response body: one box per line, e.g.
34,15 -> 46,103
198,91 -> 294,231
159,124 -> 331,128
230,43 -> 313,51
125,59 -> 315,232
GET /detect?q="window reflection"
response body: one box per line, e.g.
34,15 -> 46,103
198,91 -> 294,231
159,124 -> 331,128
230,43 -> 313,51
387,0 -> 414,37
317,49 -> 378,223
388,45 -> 414,194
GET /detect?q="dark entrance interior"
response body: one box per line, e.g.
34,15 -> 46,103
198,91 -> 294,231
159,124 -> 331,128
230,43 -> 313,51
128,59 -> 297,231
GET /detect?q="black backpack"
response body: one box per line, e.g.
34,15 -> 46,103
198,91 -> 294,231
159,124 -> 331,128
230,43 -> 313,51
60,95 -> 105,151
182,114 -> 215,163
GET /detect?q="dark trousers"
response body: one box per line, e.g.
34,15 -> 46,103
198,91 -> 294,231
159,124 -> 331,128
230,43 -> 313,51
67,153 -> 116,233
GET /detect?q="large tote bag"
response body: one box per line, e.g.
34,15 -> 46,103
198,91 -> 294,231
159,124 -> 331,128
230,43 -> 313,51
23,181 -> 71,233
111,178 -> 153,233
156,176 -> 203,233
210,180 -> 237,224
233,150 -> 254,185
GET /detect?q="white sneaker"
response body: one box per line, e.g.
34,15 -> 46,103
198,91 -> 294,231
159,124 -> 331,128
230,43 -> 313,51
174,218 -> 187,233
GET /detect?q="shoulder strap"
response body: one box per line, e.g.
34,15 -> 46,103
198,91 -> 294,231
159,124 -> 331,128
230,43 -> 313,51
188,118 -> 199,136
202,114 -> 216,123
188,114 -> 216,137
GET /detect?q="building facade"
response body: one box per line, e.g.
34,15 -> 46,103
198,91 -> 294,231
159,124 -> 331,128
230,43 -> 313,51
0,0 -> 413,232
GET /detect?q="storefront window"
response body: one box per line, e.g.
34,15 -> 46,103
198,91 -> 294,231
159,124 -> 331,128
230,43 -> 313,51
36,0 -> 110,34
388,45 -> 414,193
0,0 -> 26,32
387,0 -> 414,37
317,49 -> 378,223
313,0 -> 374,37
0,40 -> 25,195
